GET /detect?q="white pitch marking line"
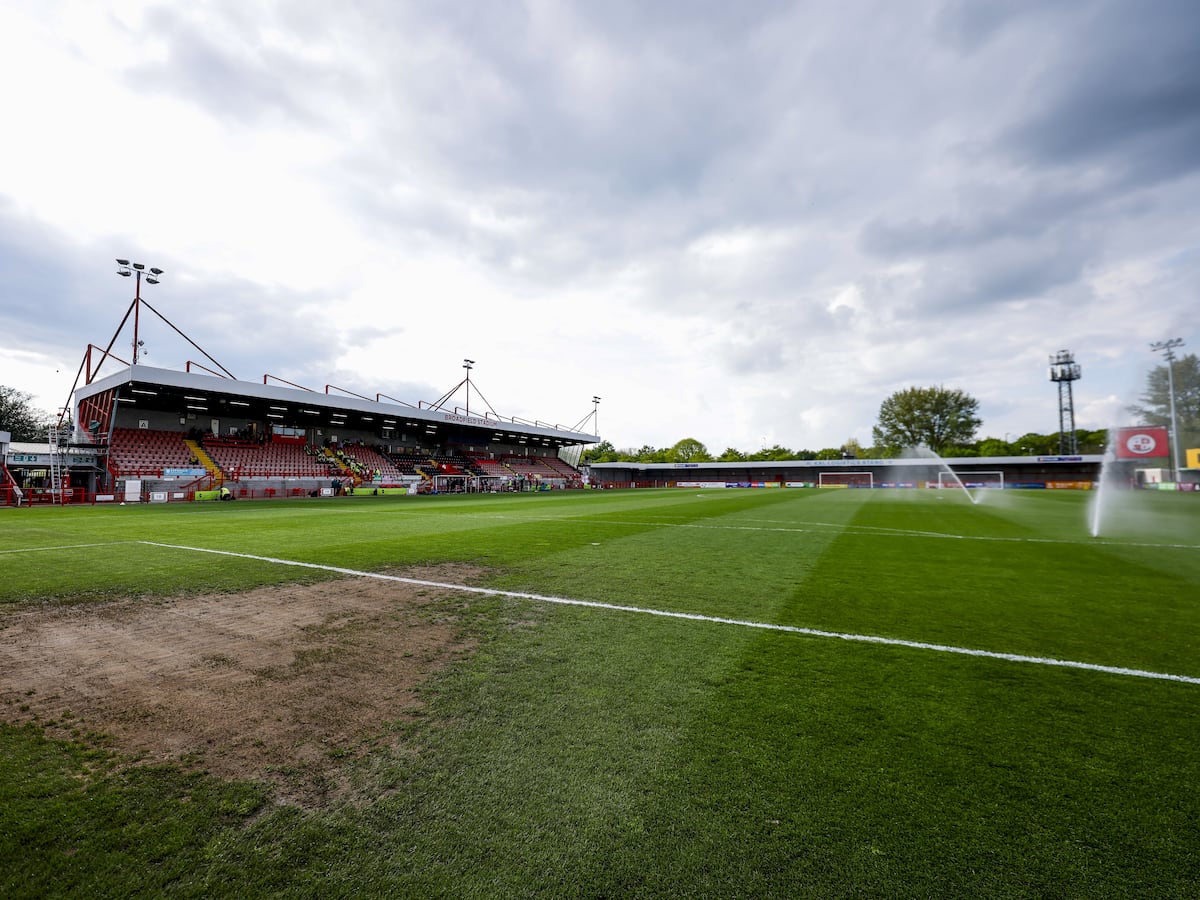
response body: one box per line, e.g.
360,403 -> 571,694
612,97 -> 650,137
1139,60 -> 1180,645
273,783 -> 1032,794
140,540 -> 1200,687
0,541 -> 138,555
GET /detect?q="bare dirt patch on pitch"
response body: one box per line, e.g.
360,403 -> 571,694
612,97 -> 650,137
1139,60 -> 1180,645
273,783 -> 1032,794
0,567 -> 486,807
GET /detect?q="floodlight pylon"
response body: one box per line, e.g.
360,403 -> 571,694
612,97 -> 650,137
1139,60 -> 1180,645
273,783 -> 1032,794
1049,350 -> 1082,455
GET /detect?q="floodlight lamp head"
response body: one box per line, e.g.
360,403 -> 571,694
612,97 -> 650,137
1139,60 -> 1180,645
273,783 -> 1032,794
132,262 -> 145,271
117,268 -> 132,276
146,276 -> 159,284
149,267 -> 163,275
116,258 -> 130,266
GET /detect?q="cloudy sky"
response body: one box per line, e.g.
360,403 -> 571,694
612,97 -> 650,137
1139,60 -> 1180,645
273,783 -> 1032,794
1,1 -> 1197,453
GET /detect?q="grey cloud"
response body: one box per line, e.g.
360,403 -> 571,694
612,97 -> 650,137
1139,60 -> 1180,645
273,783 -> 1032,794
720,333 -> 787,376
859,186 -> 1097,258
0,204 -> 361,401
934,0 -> 1059,52
997,0 -> 1200,185
914,239 -> 1088,313
317,4 -> 817,256
123,4 -> 361,129
160,276 -> 341,380
0,205 -> 123,358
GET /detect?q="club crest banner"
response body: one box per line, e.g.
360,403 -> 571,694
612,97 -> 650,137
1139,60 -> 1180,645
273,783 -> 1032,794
1113,426 -> 1169,459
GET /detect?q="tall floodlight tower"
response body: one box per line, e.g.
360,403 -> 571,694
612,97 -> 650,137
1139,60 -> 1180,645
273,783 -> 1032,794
116,259 -> 163,364
1149,338 -> 1185,478
462,359 -> 474,416
1049,350 -> 1082,455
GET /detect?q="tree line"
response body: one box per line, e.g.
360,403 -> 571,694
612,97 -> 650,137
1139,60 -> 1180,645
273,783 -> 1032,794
581,429 -> 1112,465
0,386 -> 56,442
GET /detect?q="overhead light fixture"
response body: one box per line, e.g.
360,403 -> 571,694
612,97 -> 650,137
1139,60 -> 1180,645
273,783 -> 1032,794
184,395 -> 206,401
267,413 -> 284,420
361,416 -> 373,421
131,389 -> 157,396
229,400 -> 250,407
116,255 -> 164,361
269,406 -> 287,411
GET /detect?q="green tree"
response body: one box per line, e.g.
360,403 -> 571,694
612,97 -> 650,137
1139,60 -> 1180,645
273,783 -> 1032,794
1129,352 -> 1200,443
814,447 -> 842,460
717,447 -> 746,462
1013,432 -> 1057,455
975,437 -> 1012,457
667,437 -> 712,463
581,440 -> 618,464
0,386 -> 50,442
871,386 -> 982,454
634,444 -> 667,463
748,444 -> 797,461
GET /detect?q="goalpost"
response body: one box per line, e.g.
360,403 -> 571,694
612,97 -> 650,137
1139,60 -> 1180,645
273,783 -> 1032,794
937,470 -> 1005,490
818,471 -> 875,489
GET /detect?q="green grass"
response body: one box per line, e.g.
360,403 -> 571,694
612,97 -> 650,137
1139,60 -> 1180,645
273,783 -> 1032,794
2,487 -> 1198,897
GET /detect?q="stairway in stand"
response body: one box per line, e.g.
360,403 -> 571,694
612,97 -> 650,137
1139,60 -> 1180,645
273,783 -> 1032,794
324,449 -> 361,485
185,439 -> 224,486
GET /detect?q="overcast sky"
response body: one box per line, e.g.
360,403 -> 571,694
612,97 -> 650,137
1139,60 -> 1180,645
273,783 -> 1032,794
1,1 -> 1197,453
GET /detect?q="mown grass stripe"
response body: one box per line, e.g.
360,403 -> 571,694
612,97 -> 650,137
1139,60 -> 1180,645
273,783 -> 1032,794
373,510 -> 1200,550
140,540 -> 1200,687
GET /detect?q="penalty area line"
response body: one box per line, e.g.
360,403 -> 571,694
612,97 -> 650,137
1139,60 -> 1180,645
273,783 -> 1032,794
139,540 -> 1200,687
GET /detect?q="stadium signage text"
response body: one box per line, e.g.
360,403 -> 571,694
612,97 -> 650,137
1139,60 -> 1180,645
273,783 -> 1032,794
7,452 -> 99,465
441,413 -> 491,427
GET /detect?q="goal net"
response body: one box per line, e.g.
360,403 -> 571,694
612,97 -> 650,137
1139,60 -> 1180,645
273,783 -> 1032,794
818,471 -> 875,489
937,470 -> 1005,490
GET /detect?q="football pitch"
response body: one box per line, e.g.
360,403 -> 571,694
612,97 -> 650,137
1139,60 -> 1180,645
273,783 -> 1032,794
2,487 -> 1198,897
